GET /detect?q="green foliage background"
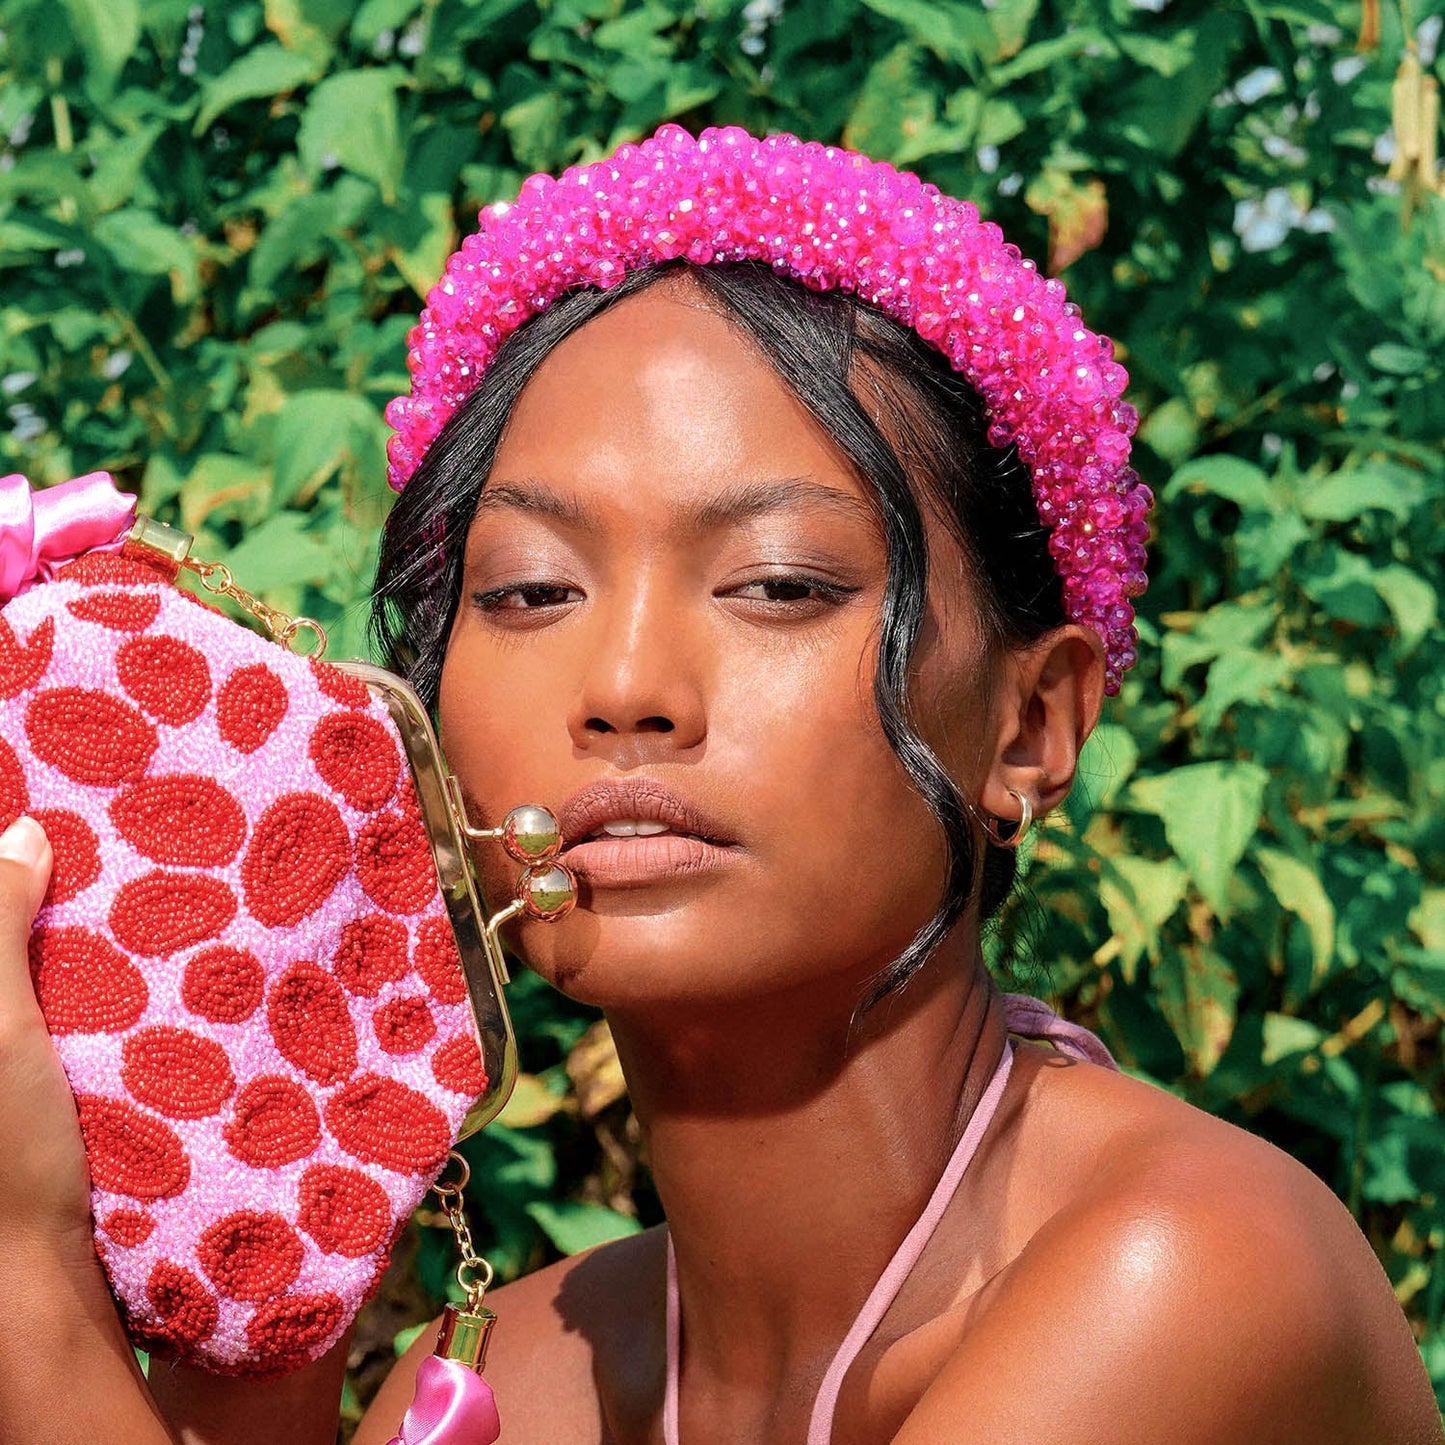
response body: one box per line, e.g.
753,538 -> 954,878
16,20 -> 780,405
2,0 -> 1443,1424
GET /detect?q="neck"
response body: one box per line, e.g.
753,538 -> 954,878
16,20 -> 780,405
607,938 -> 1007,1404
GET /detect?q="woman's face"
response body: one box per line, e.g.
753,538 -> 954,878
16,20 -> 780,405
438,279 -> 1000,1012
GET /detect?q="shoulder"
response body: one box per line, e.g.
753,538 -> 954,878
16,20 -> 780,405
357,1226 -> 666,1445
900,1058 -> 1441,1444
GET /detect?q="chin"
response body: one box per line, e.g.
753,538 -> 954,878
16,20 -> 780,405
511,901 -> 927,1015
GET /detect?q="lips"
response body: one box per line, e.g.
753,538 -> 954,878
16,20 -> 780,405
556,779 -> 739,888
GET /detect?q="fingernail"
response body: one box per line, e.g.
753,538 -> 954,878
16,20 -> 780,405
0,816 -> 45,869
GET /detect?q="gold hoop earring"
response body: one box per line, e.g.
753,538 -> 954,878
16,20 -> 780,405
980,788 -> 1034,849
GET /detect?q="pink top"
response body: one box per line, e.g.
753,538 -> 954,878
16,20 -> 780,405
662,993 -> 1118,1445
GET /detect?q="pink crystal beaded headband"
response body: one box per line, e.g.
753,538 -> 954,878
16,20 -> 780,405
384,123 -> 1152,694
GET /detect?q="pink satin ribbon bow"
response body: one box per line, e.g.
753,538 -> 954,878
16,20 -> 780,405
0,472 -> 137,604
385,1356 -> 501,1445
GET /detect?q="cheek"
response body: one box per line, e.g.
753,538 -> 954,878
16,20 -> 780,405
704,636 -> 949,940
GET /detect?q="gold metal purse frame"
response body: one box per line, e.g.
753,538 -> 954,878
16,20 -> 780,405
124,516 -> 575,1142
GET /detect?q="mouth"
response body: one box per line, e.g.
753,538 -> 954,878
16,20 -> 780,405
556,780 -> 739,887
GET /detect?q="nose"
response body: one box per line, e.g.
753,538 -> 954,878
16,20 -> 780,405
568,579 -> 707,765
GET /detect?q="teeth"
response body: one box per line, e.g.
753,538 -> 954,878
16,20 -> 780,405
599,820 -> 671,837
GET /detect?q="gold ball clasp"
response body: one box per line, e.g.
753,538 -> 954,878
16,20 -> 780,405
520,863 -> 577,921
501,804 -> 564,864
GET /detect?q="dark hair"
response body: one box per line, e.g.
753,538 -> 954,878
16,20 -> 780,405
371,262 -> 1065,1004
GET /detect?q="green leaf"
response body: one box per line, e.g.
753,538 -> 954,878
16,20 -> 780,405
1261,1012 -> 1326,1065
92,208 -> 199,302
1198,649 -> 1289,729
298,70 -> 405,202
88,121 -> 164,212
1298,466 -> 1426,524
1162,454 -> 1272,510
1408,889 -> 1445,952
383,193 -> 458,298
843,44 -> 937,159
265,0 -> 353,64
1372,564 -> 1436,654
178,454 -> 269,533
495,1073 -> 568,1129
245,190 -> 338,293
222,511 -> 336,591
856,0 -> 996,68
1076,721 -> 1140,809
1099,854 -> 1190,981
525,1200 -> 642,1255
60,0 -> 140,88
352,0 -> 423,48
195,45 -> 321,135
1154,945 -> 1240,1076
1126,762 -> 1269,918
1368,342 -> 1430,376
272,389 -> 388,506
1298,549 -> 1390,627
1116,26 -> 1198,77
1256,846 -> 1336,982
1159,601 -> 1275,691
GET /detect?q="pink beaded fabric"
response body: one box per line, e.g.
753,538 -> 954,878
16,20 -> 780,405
0,551 -> 485,1376
385,123 -> 1152,693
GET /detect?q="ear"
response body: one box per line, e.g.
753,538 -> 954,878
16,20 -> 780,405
978,625 -> 1107,825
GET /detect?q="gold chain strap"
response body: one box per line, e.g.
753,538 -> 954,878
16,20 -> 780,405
124,516 -> 330,659
179,556 -> 329,658
432,1151 -> 495,1312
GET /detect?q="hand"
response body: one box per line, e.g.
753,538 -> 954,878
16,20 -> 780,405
0,816 -> 95,1252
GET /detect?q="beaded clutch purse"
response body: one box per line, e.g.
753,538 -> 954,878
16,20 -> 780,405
0,475 -> 572,1377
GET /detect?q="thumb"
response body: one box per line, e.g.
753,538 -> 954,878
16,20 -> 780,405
0,816 -> 54,1014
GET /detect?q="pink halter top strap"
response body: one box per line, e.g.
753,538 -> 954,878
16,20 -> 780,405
662,994 -> 1116,1445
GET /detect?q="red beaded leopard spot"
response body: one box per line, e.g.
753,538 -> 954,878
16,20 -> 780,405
145,1260 -> 220,1347
244,1292 -> 345,1370
121,1026 -> 236,1120
25,686 -> 157,786
333,914 -> 409,997
29,926 -> 148,1034
242,793 -> 349,928
372,996 -> 436,1055
53,554 -> 166,586
0,734 -> 29,830
110,774 -> 247,868
297,1164 -> 390,1257
101,1208 -> 156,1247
197,1210 -> 303,1303
116,634 -> 212,724
182,945 -> 265,1024
324,1074 -> 451,1174
412,914 -> 468,1005
76,1094 -> 191,1199
432,1032 -> 487,1098
266,959 -> 358,1086
32,809 -> 101,904
309,710 -> 400,812
217,663 -> 287,754
110,870 -> 238,957
354,807 -> 435,916
309,657 -> 371,709
224,1076 -> 321,1168
0,615 -> 53,698
67,591 -> 162,632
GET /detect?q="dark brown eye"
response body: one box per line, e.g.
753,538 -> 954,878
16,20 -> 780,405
731,576 -> 855,606
474,583 -> 583,611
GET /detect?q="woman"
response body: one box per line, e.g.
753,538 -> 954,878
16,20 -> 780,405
0,127 -> 1438,1444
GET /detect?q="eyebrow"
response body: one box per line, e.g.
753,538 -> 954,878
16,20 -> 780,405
475,476 -> 877,533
